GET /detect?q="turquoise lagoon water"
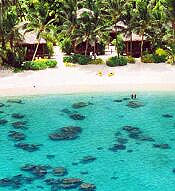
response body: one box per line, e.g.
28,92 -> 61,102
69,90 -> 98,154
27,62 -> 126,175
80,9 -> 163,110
0,93 -> 175,191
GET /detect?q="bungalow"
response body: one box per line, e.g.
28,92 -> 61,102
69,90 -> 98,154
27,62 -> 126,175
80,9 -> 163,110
123,33 -> 151,58
110,22 -> 151,57
18,32 -> 50,61
73,41 -> 104,55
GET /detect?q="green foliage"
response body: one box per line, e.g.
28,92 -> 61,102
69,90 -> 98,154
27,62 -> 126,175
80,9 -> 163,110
1,0 -> 175,68
13,68 -> 24,73
167,57 -> 175,65
63,54 -> 92,65
14,47 -> 27,67
166,44 -> 175,64
63,56 -> 73,63
22,59 -> 57,70
23,61 -> 47,70
60,38 -> 73,55
70,54 -> 91,65
106,56 -> 127,67
141,54 -> 154,63
89,58 -> 105,65
134,0 -> 153,57
26,1 -> 56,60
46,42 -> 54,57
5,50 -> 18,66
0,2 -> 23,67
0,47 -> 27,68
155,48 -> 167,57
152,54 -> 167,63
45,60 -> 57,68
111,34 -> 124,57
63,54 -> 97,65
141,49 -> 167,63
71,54 -> 91,65
163,0 -> 175,39
127,56 -> 136,63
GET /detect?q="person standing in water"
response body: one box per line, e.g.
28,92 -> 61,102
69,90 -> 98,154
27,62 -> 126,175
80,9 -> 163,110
131,93 -> 137,99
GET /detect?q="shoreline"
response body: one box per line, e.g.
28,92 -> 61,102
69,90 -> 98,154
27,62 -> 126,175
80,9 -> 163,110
0,83 -> 175,97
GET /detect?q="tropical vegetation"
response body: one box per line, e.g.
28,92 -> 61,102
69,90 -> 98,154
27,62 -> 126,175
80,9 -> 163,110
0,0 -> 175,69
22,59 -> 57,70
106,56 -> 128,67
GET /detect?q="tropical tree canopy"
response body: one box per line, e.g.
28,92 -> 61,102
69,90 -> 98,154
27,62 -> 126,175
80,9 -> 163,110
0,0 -> 175,66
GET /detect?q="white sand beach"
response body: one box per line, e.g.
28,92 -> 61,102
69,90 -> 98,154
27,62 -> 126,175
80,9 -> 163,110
0,46 -> 174,97
0,60 -> 175,97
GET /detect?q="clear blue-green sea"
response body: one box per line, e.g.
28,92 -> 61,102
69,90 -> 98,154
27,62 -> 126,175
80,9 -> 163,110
1,92 -> 175,191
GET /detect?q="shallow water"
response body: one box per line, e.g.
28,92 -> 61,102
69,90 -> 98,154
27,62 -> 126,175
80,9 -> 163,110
0,92 -> 175,191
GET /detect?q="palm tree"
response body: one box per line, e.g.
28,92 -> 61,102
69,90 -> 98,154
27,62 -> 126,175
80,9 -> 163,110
105,0 -> 128,58
133,0 -> 153,57
74,9 -> 95,56
0,0 -> 23,65
0,0 -> 22,48
122,2 -> 136,56
0,0 -> 17,7
147,0 -> 166,50
106,0 -> 127,25
83,0 -> 108,57
0,0 -> 13,49
60,0 -> 78,52
162,0 -> 175,40
74,3 -> 108,57
27,1 -> 55,61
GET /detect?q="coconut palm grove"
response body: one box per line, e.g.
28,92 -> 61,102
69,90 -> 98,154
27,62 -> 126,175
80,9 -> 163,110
1,1 -> 175,191
1,0 -> 175,68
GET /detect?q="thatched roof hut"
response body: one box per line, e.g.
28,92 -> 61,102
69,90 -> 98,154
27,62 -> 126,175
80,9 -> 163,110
16,24 -> 48,60
109,22 -> 150,57
16,22 -> 46,45
20,32 -> 46,45
123,33 -> 146,42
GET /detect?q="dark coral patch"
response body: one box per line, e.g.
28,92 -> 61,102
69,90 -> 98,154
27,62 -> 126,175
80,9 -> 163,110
15,143 -> 41,152
109,144 -> 126,152
72,102 -> 92,109
162,114 -> 173,118
80,183 -> 96,190
126,101 -> 144,108
21,164 -> 48,178
0,119 -> 8,125
49,126 -> 82,141
7,99 -> 23,104
153,144 -> 171,149
0,103 -> 5,107
0,174 -> 33,189
12,121 -> 27,129
113,99 -> 123,103
52,167 -> 68,176
80,156 -> 97,164
117,138 -> 128,144
60,178 -> 82,189
12,113 -> 25,119
69,113 -> 85,120
8,131 -> 26,141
